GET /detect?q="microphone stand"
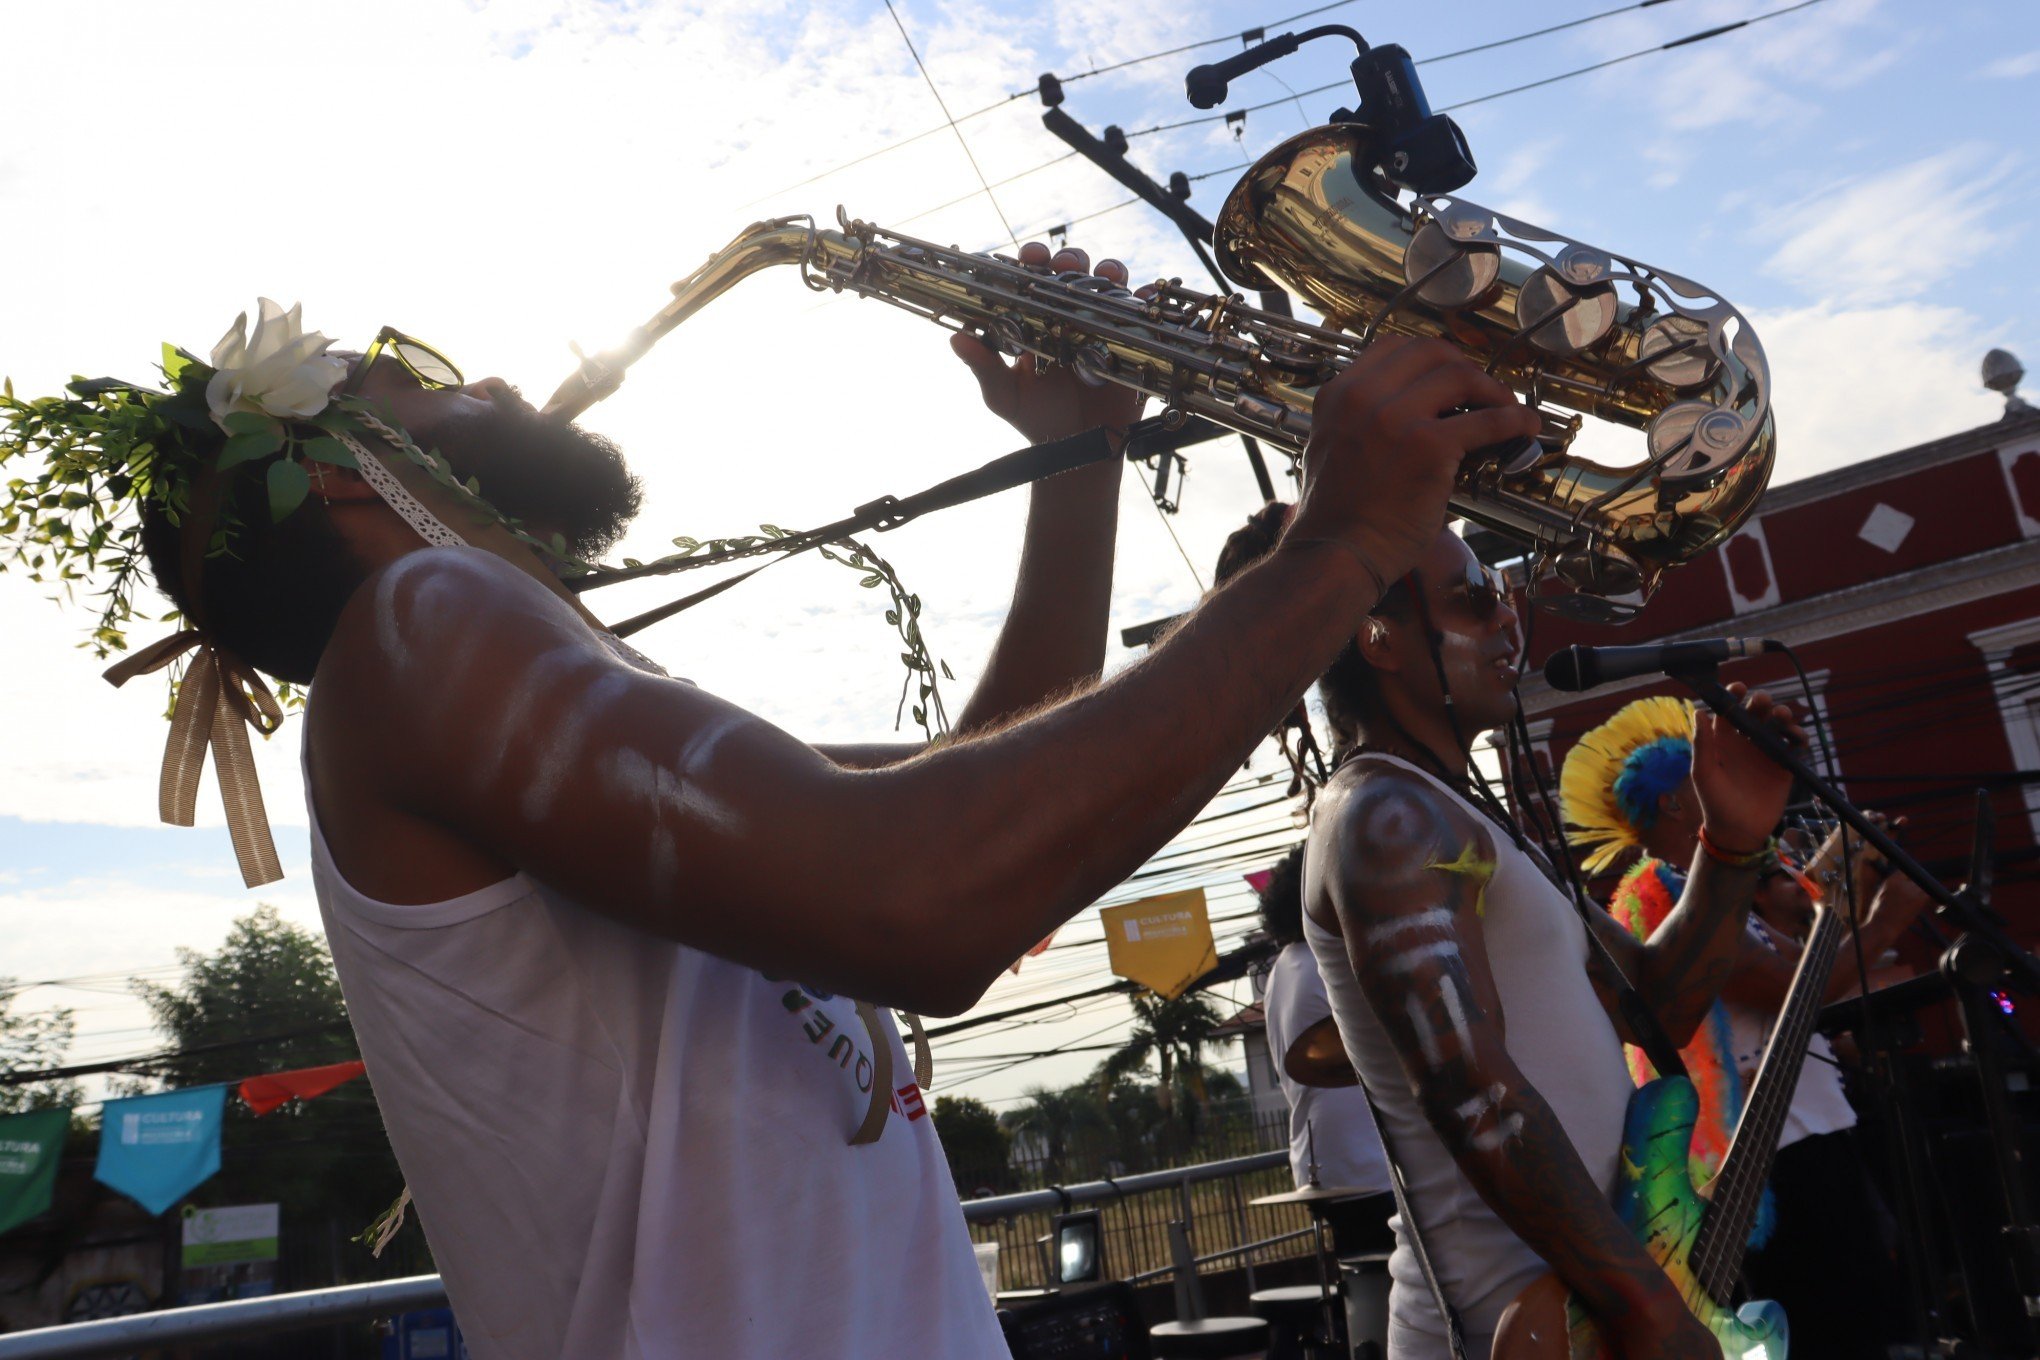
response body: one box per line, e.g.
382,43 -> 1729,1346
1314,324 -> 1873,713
1672,662 -> 2040,1353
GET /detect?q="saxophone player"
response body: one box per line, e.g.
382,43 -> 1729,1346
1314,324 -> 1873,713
75,239 -> 1538,1358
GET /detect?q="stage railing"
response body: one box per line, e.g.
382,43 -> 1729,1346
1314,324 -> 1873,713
0,1151 -> 1301,1359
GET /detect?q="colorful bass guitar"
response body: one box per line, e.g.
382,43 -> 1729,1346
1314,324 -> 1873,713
1495,828 -> 1859,1360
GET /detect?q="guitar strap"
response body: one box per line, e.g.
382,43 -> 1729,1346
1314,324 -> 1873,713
1351,1075 -> 1470,1360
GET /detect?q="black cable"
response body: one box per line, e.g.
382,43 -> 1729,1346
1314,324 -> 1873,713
884,0 -> 1021,249
1121,0 -> 1829,140
742,0 -> 1372,207
1,1021 -> 355,1086
1016,0 -> 1367,96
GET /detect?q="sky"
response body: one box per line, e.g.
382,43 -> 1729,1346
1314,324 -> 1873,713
2,0 -> 2036,1113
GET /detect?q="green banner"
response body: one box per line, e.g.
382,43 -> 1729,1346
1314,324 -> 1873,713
0,1108 -> 69,1235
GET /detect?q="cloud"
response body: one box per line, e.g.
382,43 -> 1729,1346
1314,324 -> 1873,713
1760,145 -> 2020,304
1981,49 -> 2040,80
1748,299 -> 2006,482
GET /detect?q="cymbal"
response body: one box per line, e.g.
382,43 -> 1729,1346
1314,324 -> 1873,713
1249,1183 -> 1374,1207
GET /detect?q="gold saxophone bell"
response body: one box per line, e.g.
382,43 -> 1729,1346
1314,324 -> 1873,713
543,119 -> 1773,622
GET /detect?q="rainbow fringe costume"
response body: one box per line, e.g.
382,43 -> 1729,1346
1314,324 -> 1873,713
1612,857 -> 1775,1249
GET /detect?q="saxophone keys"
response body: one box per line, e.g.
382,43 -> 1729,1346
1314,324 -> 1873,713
1402,220 -> 1502,310
1647,401 -> 1749,483
1516,263 -> 1619,357
1072,345 -> 1114,388
1638,315 -> 1721,391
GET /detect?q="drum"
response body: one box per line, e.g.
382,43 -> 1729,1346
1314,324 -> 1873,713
1339,1252 -> 1392,1360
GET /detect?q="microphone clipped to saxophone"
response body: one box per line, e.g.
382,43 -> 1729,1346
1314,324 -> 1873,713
543,24 -> 1773,625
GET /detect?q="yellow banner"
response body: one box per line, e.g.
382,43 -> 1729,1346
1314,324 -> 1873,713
1101,889 -> 1216,999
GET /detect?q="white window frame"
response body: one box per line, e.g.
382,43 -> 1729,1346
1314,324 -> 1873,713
1969,617 -> 2040,842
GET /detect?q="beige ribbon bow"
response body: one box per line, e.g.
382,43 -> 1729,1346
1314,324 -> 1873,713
104,630 -> 286,887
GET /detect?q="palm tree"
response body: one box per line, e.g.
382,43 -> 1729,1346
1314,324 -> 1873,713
1100,990 -> 1226,1124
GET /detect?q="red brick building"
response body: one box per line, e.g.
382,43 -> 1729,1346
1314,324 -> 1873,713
1501,403 -> 2040,937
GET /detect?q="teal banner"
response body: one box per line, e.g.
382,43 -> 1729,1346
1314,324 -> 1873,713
95,1086 -> 227,1216
0,1107 -> 69,1235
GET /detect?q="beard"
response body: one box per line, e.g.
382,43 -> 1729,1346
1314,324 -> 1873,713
429,397 -> 643,561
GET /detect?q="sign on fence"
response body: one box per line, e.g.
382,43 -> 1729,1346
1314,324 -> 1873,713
180,1202 -> 279,1303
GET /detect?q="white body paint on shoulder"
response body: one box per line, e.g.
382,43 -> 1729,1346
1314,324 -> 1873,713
1407,995 -> 1444,1066
1383,939 -> 1459,975
1365,908 -> 1454,948
519,671 -> 633,823
372,551 -> 441,670
677,714 -> 747,778
477,646 -> 588,785
1404,971 -> 1476,1067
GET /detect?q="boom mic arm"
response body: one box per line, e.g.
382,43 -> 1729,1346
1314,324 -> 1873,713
1185,25 -> 1365,109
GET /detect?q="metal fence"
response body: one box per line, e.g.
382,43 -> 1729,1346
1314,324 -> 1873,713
0,1148 -> 1310,1359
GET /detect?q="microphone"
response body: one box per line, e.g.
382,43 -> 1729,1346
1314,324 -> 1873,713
1185,33 -> 1306,108
1543,638 -> 1782,692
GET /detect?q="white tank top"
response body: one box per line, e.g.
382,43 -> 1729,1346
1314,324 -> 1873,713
1302,754 -> 1634,1348
303,747 -> 1008,1359
1263,942 -> 1390,1194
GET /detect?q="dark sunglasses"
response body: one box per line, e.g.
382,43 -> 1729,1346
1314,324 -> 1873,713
1440,563 -> 1508,620
340,327 -> 463,398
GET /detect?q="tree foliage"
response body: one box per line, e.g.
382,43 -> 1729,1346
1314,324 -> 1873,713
0,978 -> 82,1115
931,1094 -> 1010,1194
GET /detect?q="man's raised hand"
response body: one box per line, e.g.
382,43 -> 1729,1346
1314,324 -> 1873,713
951,242 -> 1146,447
1288,335 -> 1540,589
1691,682 -> 1809,855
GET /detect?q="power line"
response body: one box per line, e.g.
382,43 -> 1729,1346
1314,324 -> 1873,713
1422,0 -> 1686,66
744,0 -> 1367,208
885,0 -> 1021,249
1,1022 -> 353,1086
756,0 -> 1689,221
1021,0 -> 1367,95
1121,0 -> 1828,140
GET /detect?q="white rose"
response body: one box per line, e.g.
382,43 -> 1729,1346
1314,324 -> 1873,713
205,298 -> 349,429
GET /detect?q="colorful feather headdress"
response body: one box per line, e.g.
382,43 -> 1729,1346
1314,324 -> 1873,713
1559,695 -> 1697,875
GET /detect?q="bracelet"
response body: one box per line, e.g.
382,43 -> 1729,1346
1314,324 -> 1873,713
1281,535 -> 1390,602
1698,826 -> 1775,871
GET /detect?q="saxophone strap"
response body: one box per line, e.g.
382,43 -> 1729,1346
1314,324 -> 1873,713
581,420 -> 1140,637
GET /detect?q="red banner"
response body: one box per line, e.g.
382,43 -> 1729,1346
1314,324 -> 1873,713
238,1061 -> 366,1117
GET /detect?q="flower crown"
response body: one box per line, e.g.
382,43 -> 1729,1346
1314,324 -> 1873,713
0,300 -> 580,888
3,300 -> 957,889
0,299 -> 585,671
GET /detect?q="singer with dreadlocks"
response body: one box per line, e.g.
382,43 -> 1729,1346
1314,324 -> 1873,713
1214,507 -> 1806,1360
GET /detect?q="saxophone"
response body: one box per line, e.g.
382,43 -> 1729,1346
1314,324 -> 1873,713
542,122 -> 1772,621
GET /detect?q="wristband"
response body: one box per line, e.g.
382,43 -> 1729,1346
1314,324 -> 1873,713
1281,535 -> 1389,602
1698,825 -> 1775,871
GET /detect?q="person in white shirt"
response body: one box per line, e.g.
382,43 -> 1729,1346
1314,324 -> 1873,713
1253,844 -> 1393,1254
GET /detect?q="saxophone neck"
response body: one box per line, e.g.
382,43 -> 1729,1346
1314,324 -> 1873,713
541,218 -> 838,422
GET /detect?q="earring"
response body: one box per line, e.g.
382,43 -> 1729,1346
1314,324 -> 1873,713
310,462 -> 331,506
